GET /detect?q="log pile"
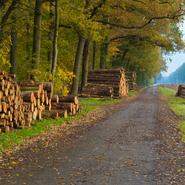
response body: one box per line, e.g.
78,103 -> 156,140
82,68 -> 128,98
81,84 -> 114,98
20,81 -> 53,122
176,85 -> 185,98
50,95 -> 80,118
0,72 -> 81,133
0,72 -> 26,132
125,71 -> 137,90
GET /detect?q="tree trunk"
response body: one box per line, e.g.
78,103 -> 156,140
51,0 -> 59,75
81,39 -> 90,90
25,0 -> 32,62
92,41 -> 96,70
9,24 -> 17,74
100,40 -> 109,69
0,27 -> 3,46
0,0 -> 20,45
71,35 -> 85,96
31,0 -> 42,79
48,1 -> 54,68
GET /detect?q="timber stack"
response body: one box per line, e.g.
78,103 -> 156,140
0,72 -> 26,132
19,81 -> 53,122
176,85 -> 185,98
0,72 -> 81,133
49,95 -> 80,118
81,68 -> 128,98
125,71 -> 137,90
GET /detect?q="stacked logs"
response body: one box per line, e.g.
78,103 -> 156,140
49,95 -> 80,118
19,81 -> 53,123
125,71 -> 137,90
176,85 -> 185,98
81,84 -> 114,98
0,72 -> 81,133
0,72 -> 26,132
81,68 -> 128,98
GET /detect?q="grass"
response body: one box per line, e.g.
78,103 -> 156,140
158,86 -> 185,141
0,97 -> 122,155
128,90 -> 140,97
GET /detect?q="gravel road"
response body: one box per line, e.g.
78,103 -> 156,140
0,87 -> 184,185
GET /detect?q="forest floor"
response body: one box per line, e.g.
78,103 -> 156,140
0,87 -> 185,185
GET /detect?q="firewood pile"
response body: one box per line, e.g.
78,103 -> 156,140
125,71 -> 137,90
176,85 -> 185,98
19,81 -> 53,124
0,72 -> 80,133
20,82 -> 80,119
49,95 -> 80,118
81,84 -> 114,98
0,72 -> 26,132
81,68 -> 128,98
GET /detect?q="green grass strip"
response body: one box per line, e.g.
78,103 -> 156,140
158,86 -> 185,141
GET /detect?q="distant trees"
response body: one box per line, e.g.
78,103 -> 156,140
0,0 -> 185,92
164,63 -> 185,84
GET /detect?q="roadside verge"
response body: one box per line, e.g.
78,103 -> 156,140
158,86 -> 185,141
0,90 -> 140,158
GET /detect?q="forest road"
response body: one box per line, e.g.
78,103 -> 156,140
0,87 -> 181,185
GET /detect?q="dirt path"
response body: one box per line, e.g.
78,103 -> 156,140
0,87 -> 184,185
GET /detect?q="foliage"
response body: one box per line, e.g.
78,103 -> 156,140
0,0 -> 185,91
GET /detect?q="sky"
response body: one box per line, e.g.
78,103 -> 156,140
162,22 -> 185,77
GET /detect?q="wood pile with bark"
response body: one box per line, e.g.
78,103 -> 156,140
81,84 -> 114,98
20,81 -> 53,122
50,95 -> 80,118
81,68 -> 128,98
0,72 -> 26,132
0,72 -> 81,133
125,71 -> 137,90
176,85 -> 185,98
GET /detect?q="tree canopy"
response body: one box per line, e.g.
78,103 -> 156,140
0,0 -> 185,93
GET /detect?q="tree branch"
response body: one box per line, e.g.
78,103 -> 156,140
110,34 -> 169,48
89,0 -> 107,19
97,10 -> 185,30
1,0 -> 20,27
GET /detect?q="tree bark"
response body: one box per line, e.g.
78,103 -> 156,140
48,1 -> 54,67
100,40 -> 109,69
51,0 -> 59,75
25,0 -> 32,62
71,35 -> 85,96
31,0 -> 42,78
81,39 -> 90,90
0,0 -> 20,46
9,23 -> 17,74
92,41 -> 96,70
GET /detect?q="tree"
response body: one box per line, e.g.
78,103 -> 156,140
81,39 -> 90,90
0,0 -> 185,93
31,0 -> 42,79
92,41 -> 96,70
9,14 -> 17,74
51,0 -> 59,75
71,35 -> 85,95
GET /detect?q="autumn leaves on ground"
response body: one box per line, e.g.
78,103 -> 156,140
1,1 -> 185,185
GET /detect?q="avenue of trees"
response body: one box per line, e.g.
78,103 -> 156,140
0,0 -> 185,95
